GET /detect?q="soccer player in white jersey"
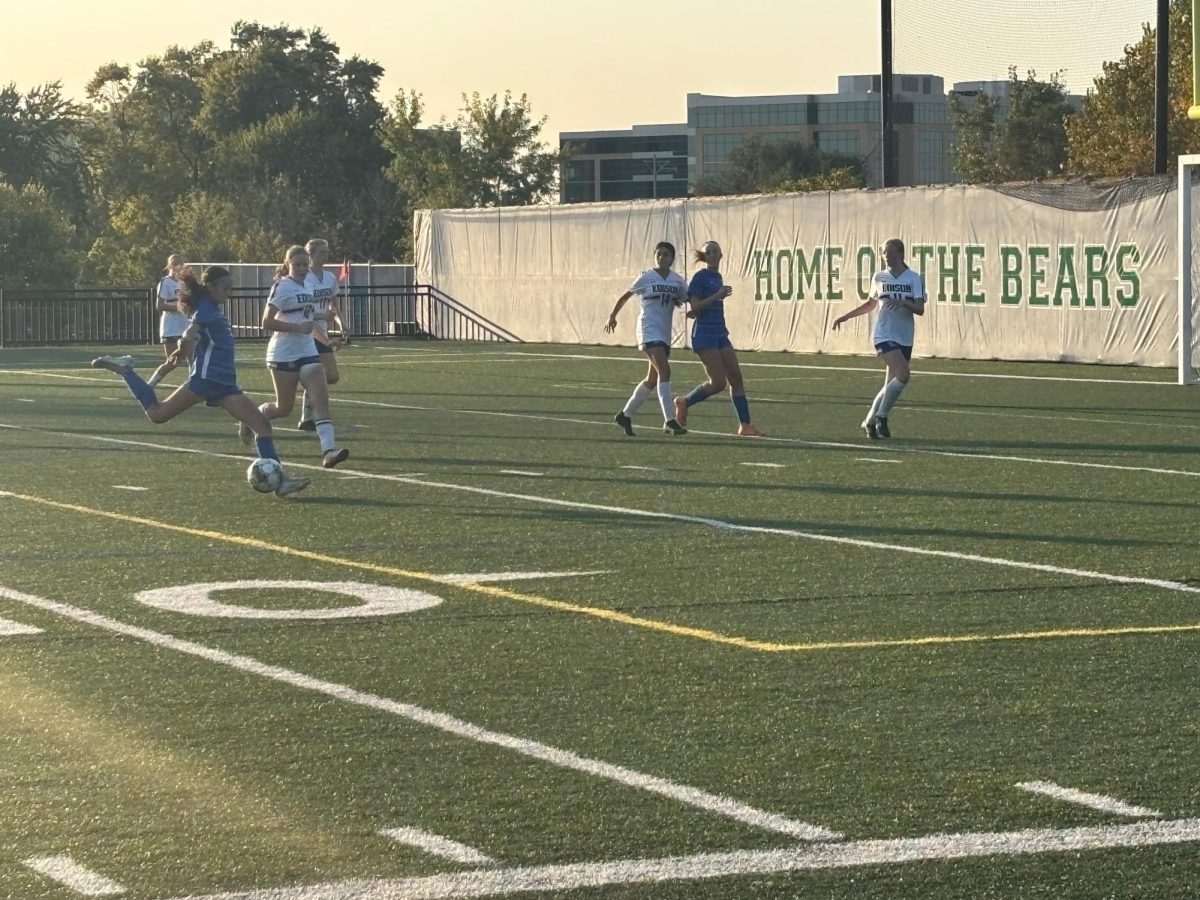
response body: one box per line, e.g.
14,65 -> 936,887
604,241 -> 688,436
241,244 -> 349,468
297,238 -> 347,431
831,238 -> 925,438
147,254 -> 193,388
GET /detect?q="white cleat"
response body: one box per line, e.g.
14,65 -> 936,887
238,420 -> 254,446
274,476 -> 311,497
91,355 -> 134,374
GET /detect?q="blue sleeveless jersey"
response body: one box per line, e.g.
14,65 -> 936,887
688,268 -> 728,341
190,295 -> 238,385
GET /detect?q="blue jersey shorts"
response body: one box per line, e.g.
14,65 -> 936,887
691,331 -> 732,352
187,376 -> 243,407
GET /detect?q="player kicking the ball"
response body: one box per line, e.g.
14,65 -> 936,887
91,266 -> 310,497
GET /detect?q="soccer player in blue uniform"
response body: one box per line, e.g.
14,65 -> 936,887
91,266 -> 311,497
673,240 -> 765,436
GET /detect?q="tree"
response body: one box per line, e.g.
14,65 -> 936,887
381,89 -> 560,257
455,91 -> 561,207
380,90 -> 467,259
82,22 -> 398,277
948,92 -> 999,183
0,82 -> 91,232
950,69 -> 1073,182
693,136 -> 863,196
1066,0 -> 1200,176
998,71 -> 1072,179
0,185 -> 79,288
773,167 -> 862,193
85,45 -> 216,205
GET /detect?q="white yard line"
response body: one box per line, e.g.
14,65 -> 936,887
113,485 -> 149,492
1016,781 -> 1162,818
0,585 -> 838,842
618,465 -> 661,471
166,818 -> 1200,900
919,405 -> 1200,433
855,457 -> 904,463
741,462 -> 785,468
440,571 -> 611,584
22,855 -> 125,896
378,827 -> 495,866
320,398 -> 1200,480
497,469 -> 544,477
4,371 -> 1199,478
2,427 -> 1198,598
0,615 -> 42,636
501,351 -> 1179,386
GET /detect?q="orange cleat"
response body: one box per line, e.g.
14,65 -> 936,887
737,424 -> 766,437
673,396 -> 688,427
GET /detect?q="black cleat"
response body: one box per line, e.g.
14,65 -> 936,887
322,447 -> 350,469
863,418 -> 880,440
875,417 -> 891,439
297,419 -> 317,432
614,411 -> 635,436
663,419 -> 687,435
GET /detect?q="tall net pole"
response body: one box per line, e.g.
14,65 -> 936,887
881,0 -> 897,188
1191,0 -> 1200,119
1156,0 -> 1169,173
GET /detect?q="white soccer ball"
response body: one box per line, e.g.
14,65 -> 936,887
247,457 -> 284,493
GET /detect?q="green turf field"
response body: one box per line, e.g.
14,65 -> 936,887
1,340 -> 1198,899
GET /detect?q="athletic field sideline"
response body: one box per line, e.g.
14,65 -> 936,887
0,340 -> 1197,899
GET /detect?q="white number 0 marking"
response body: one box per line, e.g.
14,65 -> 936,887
135,580 -> 443,620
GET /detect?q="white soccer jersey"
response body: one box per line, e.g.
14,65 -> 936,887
265,278 -> 320,363
157,276 -> 188,339
304,269 -> 340,340
869,267 -> 925,346
628,269 -> 686,346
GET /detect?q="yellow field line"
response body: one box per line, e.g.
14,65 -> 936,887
0,490 -> 778,651
3,488 -> 1198,654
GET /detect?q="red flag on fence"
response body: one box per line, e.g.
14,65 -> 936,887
338,258 -> 351,284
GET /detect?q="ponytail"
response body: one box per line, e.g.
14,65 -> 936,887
275,244 -> 307,281
175,266 -> 201,317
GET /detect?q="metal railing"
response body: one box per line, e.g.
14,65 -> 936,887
0,288 -> 156,347
0,284 -> 520,346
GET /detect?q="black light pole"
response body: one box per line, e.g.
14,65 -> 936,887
1155,0 -> 1170,175
881,0 -> 896,187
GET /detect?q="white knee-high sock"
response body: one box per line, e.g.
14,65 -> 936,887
315,420 -> 336,453
878,378 -> 907,417
865,386 -> 887,424
622,383 -> 654,416
656,382 -> 673,421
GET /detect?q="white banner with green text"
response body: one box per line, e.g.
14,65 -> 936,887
415,181 -> 1177,366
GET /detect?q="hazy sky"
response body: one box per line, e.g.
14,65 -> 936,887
7,0 -> 880,135
5,1 -> 1154,137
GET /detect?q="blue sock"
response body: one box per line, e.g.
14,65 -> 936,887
732,394 -> 751,425
121,370 -> 158,410
255,436 -> 280,461
684,385 -> 710,407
